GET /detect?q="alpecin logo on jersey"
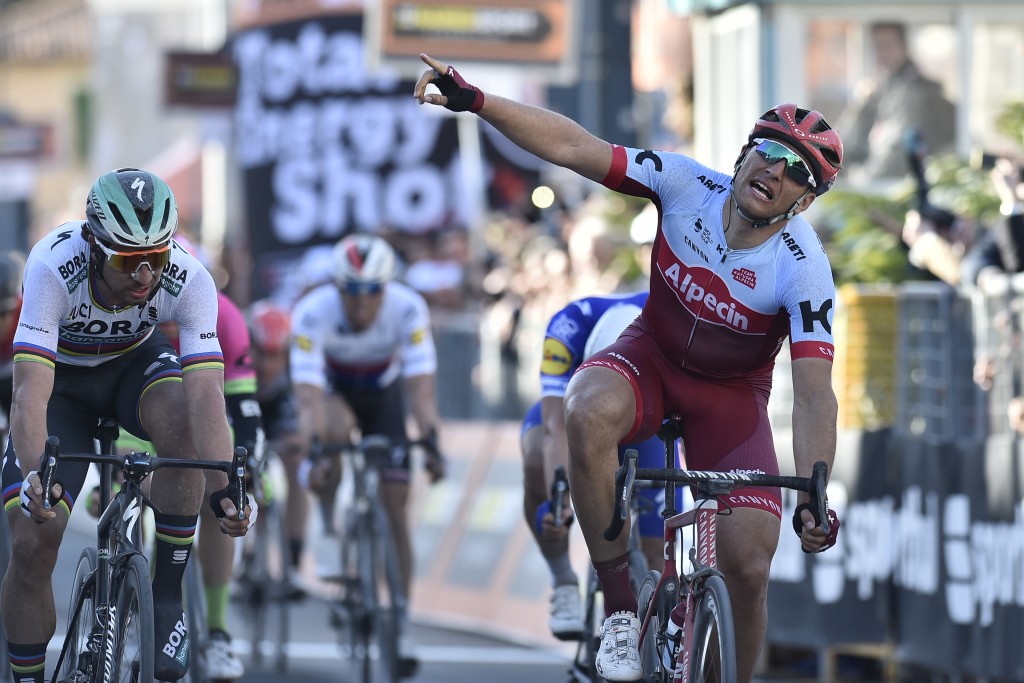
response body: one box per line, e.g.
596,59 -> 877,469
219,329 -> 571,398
661,261 -> 754,331
732,267 -> 756,289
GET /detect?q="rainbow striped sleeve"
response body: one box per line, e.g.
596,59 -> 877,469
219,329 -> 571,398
12,342 -> 57,369
181,351 -> 224,374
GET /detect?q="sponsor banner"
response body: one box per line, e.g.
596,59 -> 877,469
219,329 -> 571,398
164,51 -> 237,109
768,428 -> 1024,681
233,12 -> 540,301
368,0 -> 579,83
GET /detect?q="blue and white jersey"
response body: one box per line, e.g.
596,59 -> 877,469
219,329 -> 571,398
539,291 -> 648,398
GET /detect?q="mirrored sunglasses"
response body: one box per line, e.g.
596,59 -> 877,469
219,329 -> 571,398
339,281 -> 384,296
752,138 -> 816,188
93,239 -> 171,276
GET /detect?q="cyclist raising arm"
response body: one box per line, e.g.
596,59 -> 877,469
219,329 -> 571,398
416,55 -> 841,683
2,169 -> 253,683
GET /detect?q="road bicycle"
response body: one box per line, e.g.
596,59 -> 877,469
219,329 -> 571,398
556,464 -> 651,683
327,435 -> 438,683
229,445 -> 292,674
604,416 -> 831,683
42,419 -> 248,683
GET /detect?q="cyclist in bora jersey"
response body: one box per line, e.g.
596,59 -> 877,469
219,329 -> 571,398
291,233 -> 446,662
3,168 -> 255,683
522,292 -> 684,639
416,57 -> 841,683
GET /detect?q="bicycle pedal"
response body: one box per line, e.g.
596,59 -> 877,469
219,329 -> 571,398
551,628 -> 587,642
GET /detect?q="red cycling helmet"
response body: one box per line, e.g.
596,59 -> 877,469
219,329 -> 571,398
249,300 -> 291,354
737,104 -> 844,195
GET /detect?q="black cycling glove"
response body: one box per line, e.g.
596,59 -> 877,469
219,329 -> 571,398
431,66 -> 485,113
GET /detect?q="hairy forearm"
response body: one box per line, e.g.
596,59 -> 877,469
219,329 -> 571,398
791,388 -> 838,491
478,94 -> 612,182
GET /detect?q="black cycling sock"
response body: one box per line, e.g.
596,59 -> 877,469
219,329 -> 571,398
151,513 -> 197,604
8,641 -> 46,682
151,513 -> 197,682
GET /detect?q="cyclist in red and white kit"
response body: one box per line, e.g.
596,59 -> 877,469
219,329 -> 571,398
416,56 -> 841,683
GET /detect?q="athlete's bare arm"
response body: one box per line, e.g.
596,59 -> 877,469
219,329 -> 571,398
10,360 -> 57,521
414,53 -> 614,184
790,356 -> 837,547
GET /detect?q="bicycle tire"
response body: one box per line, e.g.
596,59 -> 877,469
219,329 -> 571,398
688,575 -> 737,683
576,567 -> 607,683
57,547 -> 99,682
637,570 -> 673,683
181,557 -> 207,683
0,514 -> 11,681
374,502 -> 406,683
337,509 -> 374,683
112,554 -> 155,683
235,495 -> 290,674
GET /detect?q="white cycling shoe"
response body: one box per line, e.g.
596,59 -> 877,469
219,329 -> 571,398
595,611 -> 643,682
549,584 -> 585,639
203,629 -> 244,681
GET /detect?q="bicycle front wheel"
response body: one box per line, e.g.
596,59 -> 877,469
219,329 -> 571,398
636,570 -> 672,683
112,554 -> 155,683
688,575 -> 736,683
57,547 -> 99,682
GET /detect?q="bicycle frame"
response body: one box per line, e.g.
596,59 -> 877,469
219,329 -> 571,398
609,417 -> 831,683
43,427 -> 248,683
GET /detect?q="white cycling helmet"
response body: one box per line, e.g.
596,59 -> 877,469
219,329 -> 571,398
332,234 -> 397,289
584,303 -> 642,359
85,168 -> 178,249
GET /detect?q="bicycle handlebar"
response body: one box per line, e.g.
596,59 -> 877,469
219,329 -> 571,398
603,453 -> 831,541
38,436 -> 248,518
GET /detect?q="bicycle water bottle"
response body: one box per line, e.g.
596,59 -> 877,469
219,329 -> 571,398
662,602 -> 687,671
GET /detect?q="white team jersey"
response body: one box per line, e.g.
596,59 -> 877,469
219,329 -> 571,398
13,223 -> 222,370
289,281 -> 436,391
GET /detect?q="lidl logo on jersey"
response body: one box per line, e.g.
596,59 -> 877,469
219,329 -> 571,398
541,338 -> 573,376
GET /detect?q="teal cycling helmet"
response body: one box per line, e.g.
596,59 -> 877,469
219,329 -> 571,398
85,168 -> 178,249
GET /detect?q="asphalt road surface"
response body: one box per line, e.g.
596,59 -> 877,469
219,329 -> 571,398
40,522 -> 576,683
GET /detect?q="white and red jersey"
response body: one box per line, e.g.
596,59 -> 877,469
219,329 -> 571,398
13,223 -> 223,372
289,281 -> 436,391
602,146 -> 835,387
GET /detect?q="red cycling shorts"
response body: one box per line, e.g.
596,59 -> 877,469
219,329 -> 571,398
577,324 -> 782,518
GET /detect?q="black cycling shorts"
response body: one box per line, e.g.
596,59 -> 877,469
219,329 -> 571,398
328,378 -> 411,480
2,330 -> 183,516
